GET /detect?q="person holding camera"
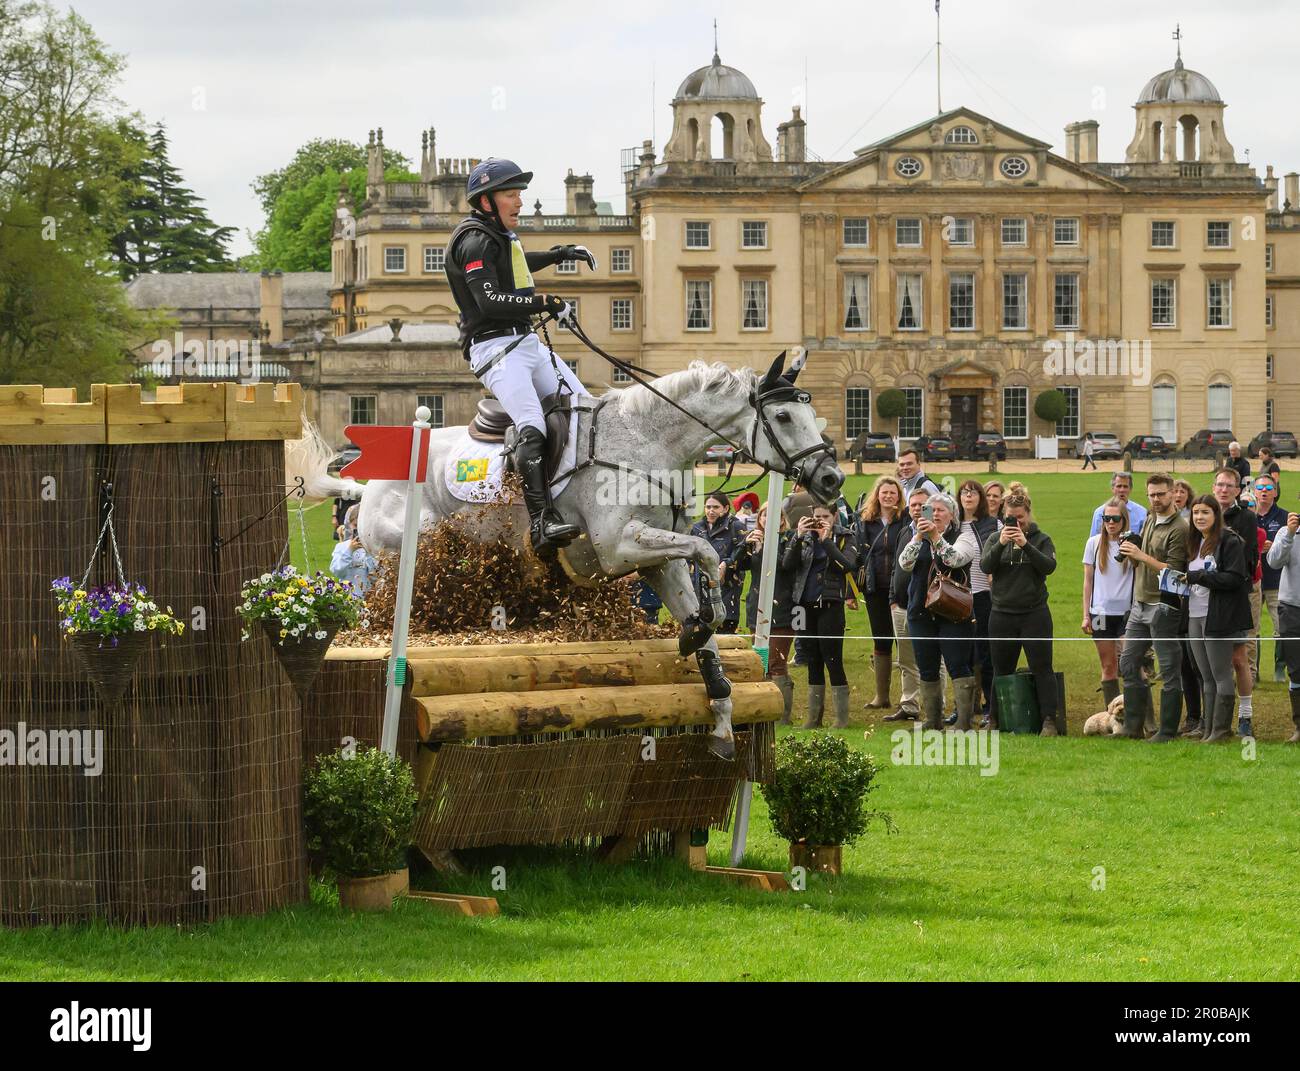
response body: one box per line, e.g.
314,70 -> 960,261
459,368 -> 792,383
1211,468 -> 1260,733
981,490 -> 1061,734
1254,475 -> 1289,683
1183,495 -> 1252,743
1115,473 -> 1190,741
1265,507 -> 1300,742
855,476 -> 909,711
1081,496 -> 1135,711
689,491 -> 747,634
735,504 -> 798,724
897,490 -> 980,731
1089,472 -> 1147,538
783,504 -> 860,728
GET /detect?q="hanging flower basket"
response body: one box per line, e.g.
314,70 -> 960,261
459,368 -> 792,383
239,566 -> 362,699
52,578 -> 185,706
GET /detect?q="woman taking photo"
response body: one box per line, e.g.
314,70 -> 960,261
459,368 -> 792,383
1184,495 -> 1252,742
982,490 -> 1061,735
784,503 -> 860,729
958,480 -> 1000,722
737,505 -> 798,724
689,491 -> 747,634
898,490 -> 981,730
855,476 -> 909,711
1082,496 -> 1135,710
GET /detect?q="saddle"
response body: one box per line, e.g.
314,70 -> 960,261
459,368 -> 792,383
468,392 -> 572,480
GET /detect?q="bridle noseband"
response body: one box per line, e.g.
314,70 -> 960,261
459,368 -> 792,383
748,382 -> 837,487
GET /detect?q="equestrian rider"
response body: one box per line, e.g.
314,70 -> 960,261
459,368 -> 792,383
444,158 -> 597,553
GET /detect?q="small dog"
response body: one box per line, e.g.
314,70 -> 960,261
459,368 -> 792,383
1084,694 -> 1124,736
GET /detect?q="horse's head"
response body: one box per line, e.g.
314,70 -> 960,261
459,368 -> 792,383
747,352 -> 845,505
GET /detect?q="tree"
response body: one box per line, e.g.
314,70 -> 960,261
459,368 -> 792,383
252,137 -> 410,218
876,389 -> 907,421
1034,389 -> 1068,424
109,122 -> 235,280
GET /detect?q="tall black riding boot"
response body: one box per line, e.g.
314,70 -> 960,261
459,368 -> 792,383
516,426 -> 579,552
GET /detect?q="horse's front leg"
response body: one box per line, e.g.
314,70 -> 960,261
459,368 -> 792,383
637,558 -> 735,761
613,520 -> 725,654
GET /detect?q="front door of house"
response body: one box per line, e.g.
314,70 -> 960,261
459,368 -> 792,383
950,392 -> 980,451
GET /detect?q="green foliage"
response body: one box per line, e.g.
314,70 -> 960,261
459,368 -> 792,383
1034,389 -> 1069,424
876,388 -> 908,421
252,137 -> 410,217
760,733 -> 892,846
303,746 -> 418,878
237,564 -> 362,641
51,577 -> 184,642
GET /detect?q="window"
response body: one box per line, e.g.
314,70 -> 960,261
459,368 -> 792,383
843,273 -> 871,331
423,246 -> 446,273
612,366 -> 632,384
1001,217 -> 1026,245
843,217 -> 870,246
742,279 -> 768,330
685,221 -> 711,248
896,217 -> 922,247
1266,244 -> 1275,272
1267,353 -> 1274,380
1152,381 -> 1177,441
565,360 -> 580,376
846,388 -> 871,439
1151,221 -> 1176,248
1000,156 -> 1029,178
1053,218 -> 1079,245
1054,273 -> 1080,328
611,247 -> 633,273
1055,386 -> 1080,438
1267,294 -> 1275,327
947,217 -> 974,246
349,395 -> 376,425
1003,386 -> 1028,439
686,279 -> 712,329
1267,398 -> 1275,431
742,221 -> 768,248
557,297 -> 580,318
555,258 -> 578,274
610,298 -> 633,331
416,394 -> 444,428
898,387 -> 924,439
1151,277 -> 1177,327
383,246 -> 406,272
945,125 -> 978,144
1207,277 -> 1232,327
948,273 -> 975,330
1208,382 -> 1232,425
896,273 -> 924,330
895,156 -> 923,178
1002,273 -> 1027,329
1206,220 -> 1232,248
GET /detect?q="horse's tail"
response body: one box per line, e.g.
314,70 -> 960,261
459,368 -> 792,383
285,414 -> 362,501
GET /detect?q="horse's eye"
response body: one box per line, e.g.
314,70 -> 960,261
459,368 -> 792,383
774,409 -> 792,423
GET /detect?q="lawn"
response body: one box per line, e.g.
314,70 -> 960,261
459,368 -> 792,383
3,467 -> 1296,981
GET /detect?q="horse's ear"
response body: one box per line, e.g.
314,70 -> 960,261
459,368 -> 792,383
759,351 -> 786,387
782,349 -> 808,385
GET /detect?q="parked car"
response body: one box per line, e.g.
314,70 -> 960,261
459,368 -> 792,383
968,430 -> 1007,461
1121,435 -> 1173,459
703,443 -> 736,465
911,436 -> 958,463
847,431 -> 896,462
1076,432 -> 1123,460
1248,431 -> 1299,459
329,444 -> 361,472
1181,429 -> 1237,459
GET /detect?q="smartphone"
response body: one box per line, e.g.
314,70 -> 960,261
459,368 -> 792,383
1004,516 -> 1019,528
921,503 -> 934,522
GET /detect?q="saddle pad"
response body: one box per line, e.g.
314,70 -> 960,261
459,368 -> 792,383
443,407 -> 579,504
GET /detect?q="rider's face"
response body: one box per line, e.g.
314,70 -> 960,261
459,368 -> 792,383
484,188 -> 523,228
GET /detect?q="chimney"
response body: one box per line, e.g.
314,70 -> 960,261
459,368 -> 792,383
575,173 -> 596,216
777,105 -> 806,163
1287,172 -> 1299,212
259,270 -> 284,345
564,169 -> 578,215
638,139 -> 656,182
1265,165 -> 1278,210
1064,121 -> 1098,164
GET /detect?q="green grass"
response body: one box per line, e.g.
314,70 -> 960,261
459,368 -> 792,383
3,469 -> 1290,980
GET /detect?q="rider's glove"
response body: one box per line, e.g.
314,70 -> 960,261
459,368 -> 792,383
550,244 -> 597,271
542,294 -> 567,316
555,301 -> 577,329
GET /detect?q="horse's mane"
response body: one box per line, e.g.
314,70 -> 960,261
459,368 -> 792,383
614,361 -> 757,419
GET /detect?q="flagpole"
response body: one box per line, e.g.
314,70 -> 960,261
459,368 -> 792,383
936,0 -> 942,115
379,406 -> 431,757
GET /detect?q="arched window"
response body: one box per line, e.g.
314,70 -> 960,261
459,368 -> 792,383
1207,381 -> 1232,428
686,118 -> 699,161
945,125 -> 978,144
1151,120 -> 1163,161
1179,115 -> 1200,162
711,112 -> 735,160
1152,379 -> 1177,441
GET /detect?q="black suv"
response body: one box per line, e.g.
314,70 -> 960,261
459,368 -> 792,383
912,436 -> 958,462
1182,429 -> 1236,459
847,431 -> 897,462
1121,435 -> 1173,459
1248,431 -> 1299,459
967,430 -> 1007,461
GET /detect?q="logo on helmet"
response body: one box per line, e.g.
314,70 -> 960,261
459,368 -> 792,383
479,173 -> 491,185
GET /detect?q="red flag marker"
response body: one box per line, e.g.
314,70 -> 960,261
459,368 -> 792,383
341,425 -> 431,482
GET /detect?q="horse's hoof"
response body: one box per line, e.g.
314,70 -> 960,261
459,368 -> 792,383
707,734 -> 735,761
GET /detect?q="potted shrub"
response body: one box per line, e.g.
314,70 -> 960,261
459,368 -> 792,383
238,565 -> 362,696
303,745 -> 418,912
759,733 -> 892,875
52,577 -> 185,705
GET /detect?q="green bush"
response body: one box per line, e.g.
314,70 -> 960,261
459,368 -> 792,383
876,388 -> 908,421
1033,389 -> 1068,424
303,745 -> 418,878
760,734 -> 893,846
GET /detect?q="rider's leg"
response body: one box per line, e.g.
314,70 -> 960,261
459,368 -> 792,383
527,335 -> 592,400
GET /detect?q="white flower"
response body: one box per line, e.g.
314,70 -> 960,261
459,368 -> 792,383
314,630 -> 326,640
260,573 -> 271,583
134,618 -> 146,631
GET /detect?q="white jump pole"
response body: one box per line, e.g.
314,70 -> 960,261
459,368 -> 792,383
379,406 -> 431,757
729,467 -> 785,867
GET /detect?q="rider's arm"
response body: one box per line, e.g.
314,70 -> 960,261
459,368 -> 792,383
453,232 -> 554,319
524,248 -> 564,271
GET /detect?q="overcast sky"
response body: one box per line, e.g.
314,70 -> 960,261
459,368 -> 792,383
64,0 -> 1300,256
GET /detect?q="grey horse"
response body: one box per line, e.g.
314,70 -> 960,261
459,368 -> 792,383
349,351 -> 844,758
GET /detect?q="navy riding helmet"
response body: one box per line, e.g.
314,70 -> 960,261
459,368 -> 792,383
465,158 -> 533,209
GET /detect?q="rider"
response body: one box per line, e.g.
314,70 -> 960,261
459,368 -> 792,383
444,158 -> 598,553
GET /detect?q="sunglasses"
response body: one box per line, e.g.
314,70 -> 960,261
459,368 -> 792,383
1256,484 -> 1276,492
1103,515 -> 1123,523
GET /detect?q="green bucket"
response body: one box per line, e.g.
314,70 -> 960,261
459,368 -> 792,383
993,670 -> 1066,734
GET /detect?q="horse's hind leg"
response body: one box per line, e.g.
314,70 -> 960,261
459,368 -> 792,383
641,560 -> 735,761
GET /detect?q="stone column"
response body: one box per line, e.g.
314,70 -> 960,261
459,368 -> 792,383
875,213 -> 892,339
1033,213 -> 1050,336
928,213 -> 945,337
1086,214 -> 1102,337
980,212 -> 997,335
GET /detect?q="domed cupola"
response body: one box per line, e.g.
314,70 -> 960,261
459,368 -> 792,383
663,32 -> 772,163
1125,32 -> 1235,164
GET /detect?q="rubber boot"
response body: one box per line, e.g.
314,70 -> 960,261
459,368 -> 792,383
1148,689 -> 1183,743
831,684 -> 851,729
952,676 -> 978,731
802,684 -> 825,729
773,674 -> 794,726
1202,694 -> 1235,743
918,678 -> 944,731
1100,677 -> 1121,708
1117,685 -> 1148,739
1289,688 -> 1300,743
516,426 -> 580,552
866,654 -> 892,709
1185,685 -> 1214,739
